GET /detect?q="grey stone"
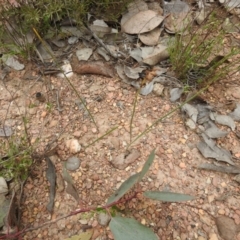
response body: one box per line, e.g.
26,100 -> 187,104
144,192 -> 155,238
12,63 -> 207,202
97,213 -> 110,226
66,156 -> 81,171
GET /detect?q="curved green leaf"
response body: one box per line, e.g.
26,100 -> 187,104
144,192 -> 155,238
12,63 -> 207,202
144,191 -> 195,202
138,149 -> 155,182
109,216 -> 158,240
107,173 -> 140,205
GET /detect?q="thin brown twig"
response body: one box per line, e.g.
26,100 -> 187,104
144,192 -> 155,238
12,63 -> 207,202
23,191 -> 139,233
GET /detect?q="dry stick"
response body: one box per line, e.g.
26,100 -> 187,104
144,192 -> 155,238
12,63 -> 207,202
61,72 -> 97,127
16,178 -> 27,233
22,116 -> 32,149
32,27 -> 97,127
84,23 -> 118,59
55,89 -> 63,112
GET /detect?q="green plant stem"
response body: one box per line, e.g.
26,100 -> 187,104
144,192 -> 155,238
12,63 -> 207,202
130,89 -> 140,143
62,73 -> 97,127
21,190 -> 139,234
84,126 -> 118,149
127,85 -> 209,148
32,27 -> 97,127
22,116 -> 32,148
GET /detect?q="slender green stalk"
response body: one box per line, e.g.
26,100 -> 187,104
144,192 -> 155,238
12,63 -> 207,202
84,126 -> 118,149
130,89 -> 140,143
127,85 -> 209,148
32,27 -> 97,127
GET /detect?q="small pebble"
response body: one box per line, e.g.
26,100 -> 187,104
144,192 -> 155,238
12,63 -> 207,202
66,156 -> 81,171
92,128 -> 97,133
41,111 -> 47,118
179,162 -> 186,168
97,213 -> 111,226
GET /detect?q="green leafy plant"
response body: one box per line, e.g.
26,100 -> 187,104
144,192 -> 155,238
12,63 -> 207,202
46,102 -> 53,111
1,150 -> 194,239
0,134 -> 33,182
106,149 -> 194,239
168,8 -> 240,88
59,150 -> 194,240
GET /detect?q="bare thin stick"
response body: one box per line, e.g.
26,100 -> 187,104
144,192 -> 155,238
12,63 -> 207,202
32,27 -> 97,126
84,126 -> 118,149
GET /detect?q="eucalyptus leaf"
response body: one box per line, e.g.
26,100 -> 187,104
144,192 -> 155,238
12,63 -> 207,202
124,66 -> 145,79
181,103 -> 198,123
203,120 -> 228,138
198,133 -> 234,165
106,173 -> 140,205
129,48 -> 142,63
140,81 -> 154,95
109,216 -> 158,240
198,163 -> 240,174
62,164 -> 79,202
210,112 -> 235,131
138,149 -> 155,181
196,104 -> 211,124
229,103 -> 240,121
144,191 -> 195,202
170,88 -> 183,102
46,157 -> 56,213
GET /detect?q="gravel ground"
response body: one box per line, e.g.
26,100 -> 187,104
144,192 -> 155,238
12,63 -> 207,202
1,66 -> 240,240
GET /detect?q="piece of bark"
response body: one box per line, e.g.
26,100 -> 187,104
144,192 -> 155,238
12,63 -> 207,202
72,58 -> 115,77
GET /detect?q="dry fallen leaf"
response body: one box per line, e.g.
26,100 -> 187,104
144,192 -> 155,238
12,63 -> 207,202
122,10 -> 164,34
229,103 -> 240,121
62,164 -> 79,202
203,120 -> 228,138
210,112 -> 236,131
121,0 -> 148,27
197,133 -> 234,165
142,44 -> 169,66
139,27 -> 162,46
198,163 -> 240,174
123,66 -> 146,79
164,0 -> 191,33
216,216 -> 240,240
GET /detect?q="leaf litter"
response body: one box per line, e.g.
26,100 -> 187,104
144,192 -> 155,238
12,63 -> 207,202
2,0 -> 240,238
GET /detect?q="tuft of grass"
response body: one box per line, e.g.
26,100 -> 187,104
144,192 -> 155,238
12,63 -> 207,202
0,0 -> 131,58
168,8 -> 240,88
0,134 -> 33,182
